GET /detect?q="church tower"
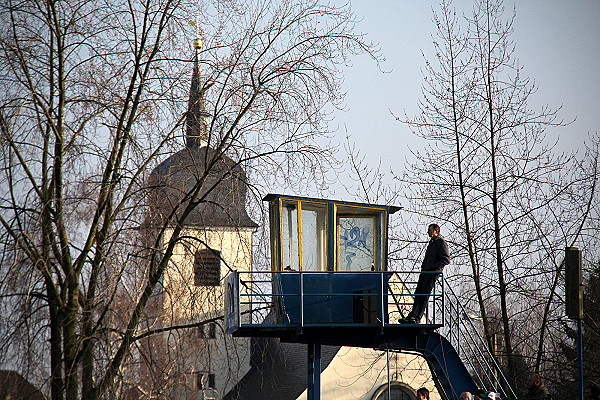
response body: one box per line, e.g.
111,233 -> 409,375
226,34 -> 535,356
142,31 -> 257,399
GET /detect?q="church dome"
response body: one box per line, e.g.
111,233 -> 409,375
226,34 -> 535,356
147,145 -> 257,228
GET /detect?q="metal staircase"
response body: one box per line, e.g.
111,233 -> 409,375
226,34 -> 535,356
436,281 -> 518,399
383,330 -> 477,400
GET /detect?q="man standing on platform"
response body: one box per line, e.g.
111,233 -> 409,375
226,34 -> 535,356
400,223 -> 450,324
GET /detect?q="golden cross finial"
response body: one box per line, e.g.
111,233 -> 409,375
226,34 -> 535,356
191,9 -> 204,49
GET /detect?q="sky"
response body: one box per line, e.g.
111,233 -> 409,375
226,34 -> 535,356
325,0 -> 600,199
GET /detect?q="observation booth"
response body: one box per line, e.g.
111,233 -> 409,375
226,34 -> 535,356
266,193 -> 399,327
225,194 -> 447,399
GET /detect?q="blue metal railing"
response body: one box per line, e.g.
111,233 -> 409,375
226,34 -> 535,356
232,270 -> 444,328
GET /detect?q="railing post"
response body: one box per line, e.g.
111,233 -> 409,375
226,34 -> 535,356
380,271 -> 385,328
300,270 -> 304,332
237,272 -> 242,326
441,273 -> 445,326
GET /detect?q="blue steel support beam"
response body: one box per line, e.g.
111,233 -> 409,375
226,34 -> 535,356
307,343 -> 321,400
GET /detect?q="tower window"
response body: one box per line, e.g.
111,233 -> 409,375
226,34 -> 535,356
194,249 -> 220,286
372,382 -> 416,400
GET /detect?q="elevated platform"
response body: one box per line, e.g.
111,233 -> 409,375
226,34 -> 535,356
231,323 -> 477,399
231,323 -> 439,340
225,271 -> 477,400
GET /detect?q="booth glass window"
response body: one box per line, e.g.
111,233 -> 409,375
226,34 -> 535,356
280,199 -> 327,271
336,205 -> 385,271
268,195 -> 392,272
338,216 -> 376,271
301,203 -> 327,271
281,201 -> 299,270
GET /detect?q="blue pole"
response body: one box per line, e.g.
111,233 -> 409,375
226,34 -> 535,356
315,344 -> 321,400
308,343 -> 321,400
578,318 -> 584,400
308,343 -> 314,400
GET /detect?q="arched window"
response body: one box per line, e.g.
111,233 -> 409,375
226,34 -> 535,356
194,249 -> 220,286
372,382 -> 417,400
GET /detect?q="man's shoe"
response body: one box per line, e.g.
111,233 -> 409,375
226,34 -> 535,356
398,316 -> 417,324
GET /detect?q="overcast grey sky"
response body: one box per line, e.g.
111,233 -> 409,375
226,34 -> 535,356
326,0 -> 600,198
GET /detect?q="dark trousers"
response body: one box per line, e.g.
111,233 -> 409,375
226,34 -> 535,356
408,271 -> 440,321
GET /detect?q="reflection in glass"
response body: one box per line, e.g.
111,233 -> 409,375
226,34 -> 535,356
338,216 -> 375,271
301,204 -> 327,270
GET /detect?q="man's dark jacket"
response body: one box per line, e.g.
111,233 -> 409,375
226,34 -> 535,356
421,235 -> 450,271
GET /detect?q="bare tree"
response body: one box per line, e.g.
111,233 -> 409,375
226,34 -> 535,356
0,0 -> 378,398
397,0 -> 599,388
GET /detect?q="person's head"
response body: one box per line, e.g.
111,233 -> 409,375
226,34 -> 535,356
585,384 -> 600,399
417,387 -> 430,400
527,373 -> 542,390
427,223 -> 440,238
460,392 -> 473,400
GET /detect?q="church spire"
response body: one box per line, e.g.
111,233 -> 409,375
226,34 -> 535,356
186,20 -> 210,148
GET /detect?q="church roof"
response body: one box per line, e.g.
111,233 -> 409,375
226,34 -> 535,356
147,145 -> 257,228
0,370 -> 45,400
224,337 -> 340,400
146,38 -> 257,229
